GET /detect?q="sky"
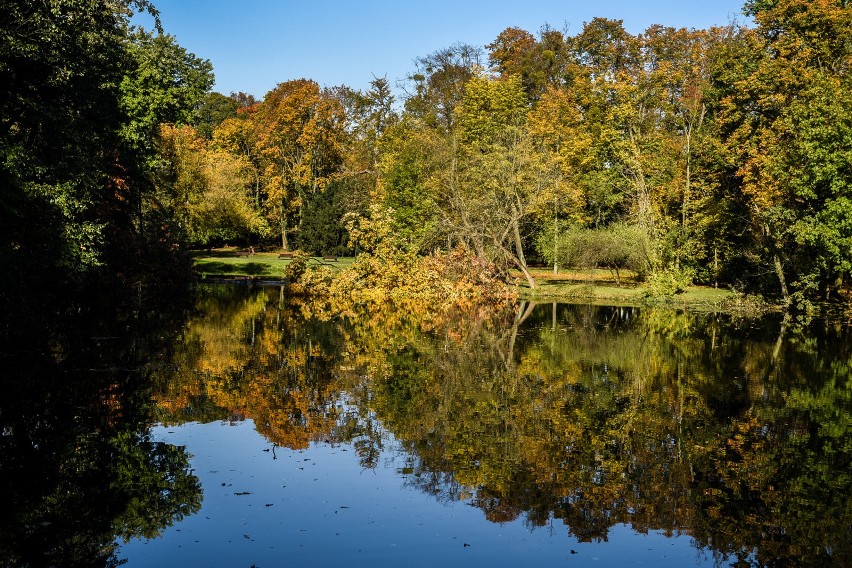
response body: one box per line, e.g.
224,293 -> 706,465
134,0 -> 749,99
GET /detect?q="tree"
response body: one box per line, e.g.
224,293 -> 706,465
716,0 -> 852,302
213,106 -> 265,211
252,80 -> 347,250
345,77 -> 398,174
376,117 -> 443,252
119,28 -> 214,165
156,124 -> 268,246
441,74 -> 540,287
404,43 -> 483,131
487,25 -> 570,101
336,77 -> 399,224
0,0 -> 212,309
642,25 -> 727,276
527,85 -> 591,271
192,91 -> 241,139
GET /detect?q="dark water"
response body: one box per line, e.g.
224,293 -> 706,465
2,285 -> 851,567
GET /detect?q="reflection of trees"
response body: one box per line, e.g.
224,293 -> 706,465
153,285 -> 355,451
156,286 -> 852,566
0,287 -> 201,567
350,304 -> 852,565
687,317 -> 852,567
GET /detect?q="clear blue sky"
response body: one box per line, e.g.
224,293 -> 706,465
134,0 -> 748,99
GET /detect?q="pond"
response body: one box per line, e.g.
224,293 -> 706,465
1,284 -> 850,567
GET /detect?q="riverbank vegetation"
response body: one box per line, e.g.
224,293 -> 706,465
4,0 -> 852,313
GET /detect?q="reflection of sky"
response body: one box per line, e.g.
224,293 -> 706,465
119,420 -> 717,567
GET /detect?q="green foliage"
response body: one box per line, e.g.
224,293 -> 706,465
404,43 -> 483,131
534,218 -> 572,268
645,266 -> 696,297
714,0 -> 852,301
192,91 -> 241,139
378,119 -> 441,252
1,0 -> 132,287
7,0 -> 852,311
297,178 -> 353,255
0,0 -> 214,305
119,29 -> 213,161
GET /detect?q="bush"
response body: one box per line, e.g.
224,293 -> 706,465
282,251 -> 310,283
551,223 -> 652,282
645,267 -> 695,297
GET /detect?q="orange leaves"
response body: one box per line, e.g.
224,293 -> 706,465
487,27 -> 537,78
225,79 -> 348,245
253,79 -> 346,190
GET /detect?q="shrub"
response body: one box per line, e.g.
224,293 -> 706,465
552,223 -> 652,283
645,267 -> 695,297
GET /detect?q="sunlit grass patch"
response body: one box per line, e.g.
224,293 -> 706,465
192,249 -> 353,278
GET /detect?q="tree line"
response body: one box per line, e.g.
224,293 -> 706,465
3,0 -> 852,306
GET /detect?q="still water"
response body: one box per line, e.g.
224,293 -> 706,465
2,284 -> 850,567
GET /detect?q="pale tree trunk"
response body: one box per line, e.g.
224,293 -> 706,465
627,126 -> 655,247
679,103 -> 706,270
764,222 -> 789,304
511,210 -> 535,289
774,253 -> 789,304
280,201 -> 289,251
553,205 -> 559,275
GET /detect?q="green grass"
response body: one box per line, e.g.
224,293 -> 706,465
192,249 -> 353,278
516,267 -> 737,308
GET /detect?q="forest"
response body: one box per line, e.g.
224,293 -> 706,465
3,0 -> 852,311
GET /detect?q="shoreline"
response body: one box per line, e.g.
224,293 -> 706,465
190,251 -> 802,314
196,272 -> 771,314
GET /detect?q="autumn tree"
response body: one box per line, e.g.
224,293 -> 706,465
716,0 -> 852,302
252,79 -> 347,250
527,85 -> 591,271
487,25 -> 570,100
156,124 -> 268,246
213,104 -> 265,212
441,74 -> 540,287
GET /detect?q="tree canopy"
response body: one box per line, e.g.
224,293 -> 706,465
4,0 -> 852,304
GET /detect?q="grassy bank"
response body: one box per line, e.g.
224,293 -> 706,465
515,267 -> 737,308
192,250 -> 740,308
192,248 -> 353,279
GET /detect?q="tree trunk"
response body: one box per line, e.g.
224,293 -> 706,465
511,211 -> 535,289
773,253 -> 789,304
280,201 -> 289,251
553,213 -> 559,275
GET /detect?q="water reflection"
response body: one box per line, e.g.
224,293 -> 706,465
0,288 -> 202,567
152,286 -> 852,567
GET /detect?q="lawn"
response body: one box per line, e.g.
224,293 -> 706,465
192,248 -> 353,278
515,267 -> 736,307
